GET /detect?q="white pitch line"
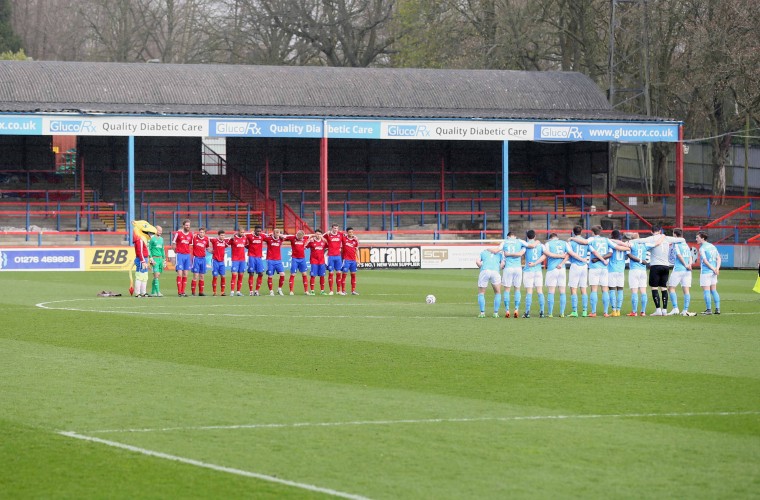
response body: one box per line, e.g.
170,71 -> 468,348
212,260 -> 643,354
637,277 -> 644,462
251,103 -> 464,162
58,431 -> 371,500
81,410 -> 760,435
35,299 -> 458,320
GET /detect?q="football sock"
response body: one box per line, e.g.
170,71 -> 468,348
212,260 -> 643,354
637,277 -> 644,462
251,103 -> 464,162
256,275 -> 263,291
711,290 -> 720,309
683,293 -> 690,311
351,273 -> 356,292
514,291 -> 521,310
478,293 -> 486,312
267,277 -> 273,290
248,275 -> 254,291
289,275 -> 295,292
212,277 -> 217,293
617,289 -> 624,309
230,275 -> 237,291
559,293 -> 566,315
602,291 -> 609,314
631,292 -> 639,313
581,293 -> 588,311
590,292 -> 598,313
547,294 -> 555,315
538,293 -> 544,313
669,291 -> 678,309
571,294 -> 578,312
652,290 -> 661,308
221,277 -> 226,293
310,276 -> 315,290
493,293 -> 501,313
703,290 -> 712,309
191,280 -> 197,294
302,275 -> 308,292
328,273 -> 334,291
181,276 -> 187,294
176,276 -> 182,294
503,291 -> 510,310
320,276 -> 325,290
661,290 -> 668,310
525,294 -> 532,313
279,275 -> 285,289
640,293 -> 648,311
199,280 -> 204,294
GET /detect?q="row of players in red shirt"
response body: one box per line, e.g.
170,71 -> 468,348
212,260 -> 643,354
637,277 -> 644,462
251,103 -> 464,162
170,220 -> 359,297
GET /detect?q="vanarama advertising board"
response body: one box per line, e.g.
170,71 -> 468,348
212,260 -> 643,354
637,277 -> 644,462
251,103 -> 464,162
358,246 -> 421,269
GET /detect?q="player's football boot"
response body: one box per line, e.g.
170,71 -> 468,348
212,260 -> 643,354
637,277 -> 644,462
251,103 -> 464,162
478,312 -> 486,318
627,312 -> 637,317
351,291 -> 360,295
581,310 -> 588,317
681,310 -> 696,317
559,314 -> 566,318
269,290 -> 275,296
522,312 -> 530,318
513,309 -> 519,318
278,289 -> 284,296
504,310 -> 510,318
320,290 -> 327,295
667,308 -> 679,316
539,312 -> 545,318
198,293 -> 205,296
492,313 -> 499,318
569,311 -> 578,318
714,309 -> 720,315
588,312 -> 597,318
289,291 -> 294,295
603,313 -> 610,318
328,291 -> 334,295
701,309 -> 712,315
639,311 -> 646,316
253,290 -> 259,296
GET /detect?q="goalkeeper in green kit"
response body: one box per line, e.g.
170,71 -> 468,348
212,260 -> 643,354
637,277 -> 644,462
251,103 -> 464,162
149,225 -> 166,297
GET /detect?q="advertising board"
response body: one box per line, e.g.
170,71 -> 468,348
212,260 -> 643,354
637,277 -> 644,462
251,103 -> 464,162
0,248 -> 82,271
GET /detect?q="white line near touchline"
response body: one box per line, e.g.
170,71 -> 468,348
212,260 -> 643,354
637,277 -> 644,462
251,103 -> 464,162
58,431 -> 371,500
78,410 -> 760,435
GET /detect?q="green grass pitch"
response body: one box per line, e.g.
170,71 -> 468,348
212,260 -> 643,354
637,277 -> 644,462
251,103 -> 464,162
1,269 -> 759,499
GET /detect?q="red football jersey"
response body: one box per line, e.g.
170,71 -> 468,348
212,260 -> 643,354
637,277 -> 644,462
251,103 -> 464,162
246,232 -> 265,258
210,237 -> 229,261
325,231 -> 344,256
263,234 -> 286,261
192,234 -> 211,257
286,235 -> 310,259
172,230 -> 193,255
230,234 -> 247,261
306,239 -> 327,265
133,234 -> 148,261
342,236 -> 359,260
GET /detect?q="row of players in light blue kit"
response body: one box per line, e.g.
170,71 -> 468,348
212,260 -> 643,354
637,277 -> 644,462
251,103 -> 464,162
476,225 -> 722,318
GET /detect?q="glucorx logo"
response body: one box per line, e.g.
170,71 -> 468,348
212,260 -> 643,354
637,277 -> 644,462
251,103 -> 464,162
49,120 -> 97,133
387,124 -> 430,138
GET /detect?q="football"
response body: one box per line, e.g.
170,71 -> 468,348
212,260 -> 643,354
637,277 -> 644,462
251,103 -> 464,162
426,294 -> 436,304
